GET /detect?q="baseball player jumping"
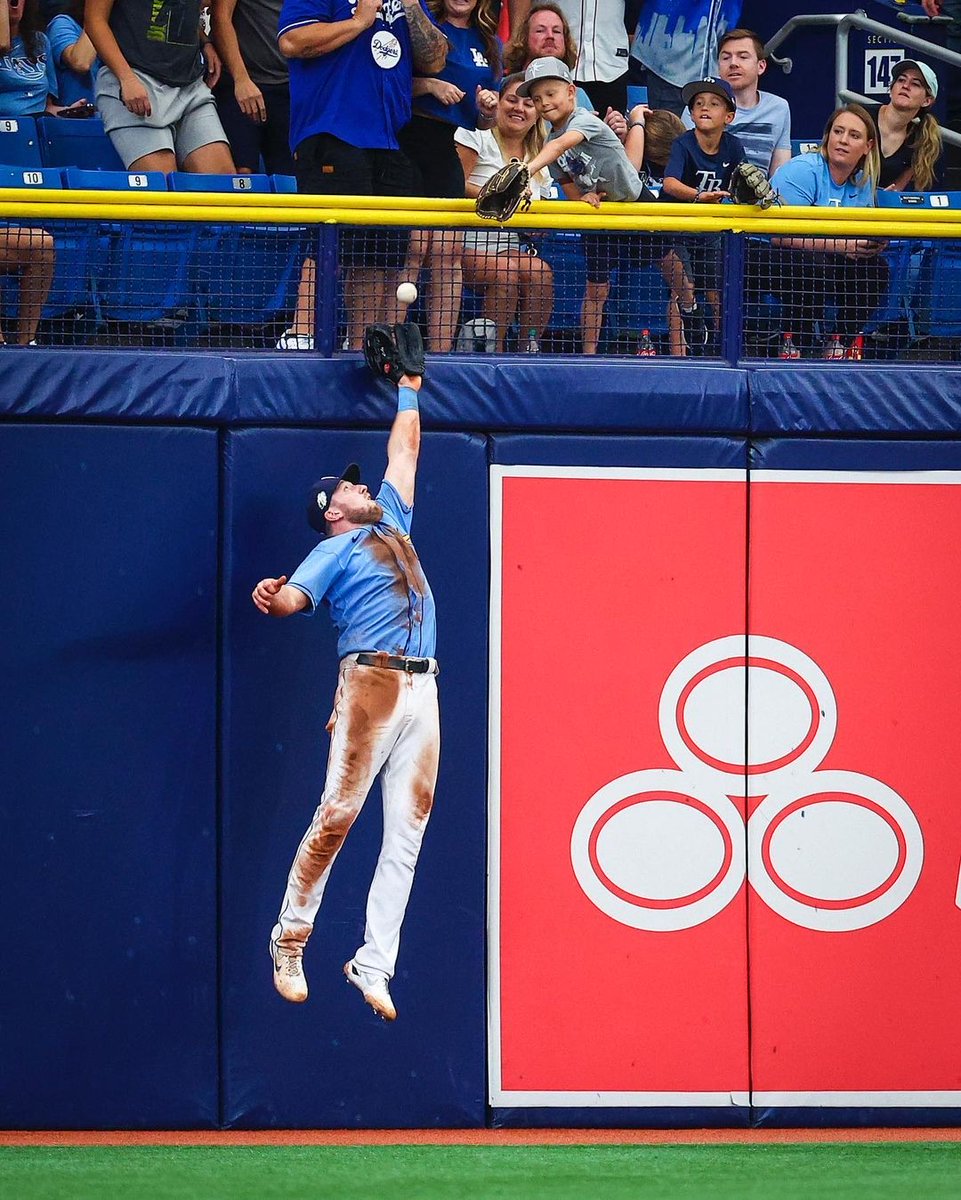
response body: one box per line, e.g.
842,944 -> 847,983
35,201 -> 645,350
251,325 -> 438,1022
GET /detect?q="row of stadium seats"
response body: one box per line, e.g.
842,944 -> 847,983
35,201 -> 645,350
0,165 -> 297,194
1,115 -> 124,172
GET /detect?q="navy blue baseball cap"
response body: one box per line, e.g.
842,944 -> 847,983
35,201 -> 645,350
306,463 -> 361,535
682,77 -> 736,112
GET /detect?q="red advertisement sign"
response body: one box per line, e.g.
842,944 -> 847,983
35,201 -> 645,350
490,467 -> 961,1109
490,468 -> 750,1106
748,472 -> 961,1105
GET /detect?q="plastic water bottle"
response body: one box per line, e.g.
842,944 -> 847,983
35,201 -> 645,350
526,327 -> 540,354
636,329 -> 656,357
777,331 -> 801,359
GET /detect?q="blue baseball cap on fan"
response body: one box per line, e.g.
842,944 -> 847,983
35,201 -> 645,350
306,463 -> 361,535
682,77 -> 737,112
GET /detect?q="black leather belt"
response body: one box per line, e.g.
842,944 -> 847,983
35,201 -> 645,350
356,652 -> 433,674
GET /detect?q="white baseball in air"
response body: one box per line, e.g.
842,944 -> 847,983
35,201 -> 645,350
396,282 -> 417,304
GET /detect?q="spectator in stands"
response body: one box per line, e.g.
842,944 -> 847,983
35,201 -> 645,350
273,0 -> 448,352
0,0 -> 91,115
629,0 -> 742,116
209,0 -> 294,175
867,59 -> 942,191
0,223 -> 54,345
922,1 -> 961,184
661,77 -> 745,355
758,103 -> 888,360
1,0 -> 10,54
86,0 -> 236,173
503,3 -> 576,75
46,1 -> 100,108
682,27 -> 789,175
454,70 -> 553,350
533,1 -> 632,116
518,56 -> 650,354
609,100 -> 687,351
400,0 -> 500,353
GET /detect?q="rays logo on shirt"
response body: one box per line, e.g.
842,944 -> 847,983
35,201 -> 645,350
1,53 -> 48,81
695,170 -> 724,192
558,149 -> 602,192
371,31 -> 402,68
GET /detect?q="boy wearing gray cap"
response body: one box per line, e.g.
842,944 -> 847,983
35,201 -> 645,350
517,55 -> 655,354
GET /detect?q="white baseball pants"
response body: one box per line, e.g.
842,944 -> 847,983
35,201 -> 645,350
272,656 -> 440,980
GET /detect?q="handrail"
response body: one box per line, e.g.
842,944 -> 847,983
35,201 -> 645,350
3,191 -> 961,237
764,9 -> 961,148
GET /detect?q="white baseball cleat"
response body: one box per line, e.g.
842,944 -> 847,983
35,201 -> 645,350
343,959 -> 396,1021
269,938 -> 308,1003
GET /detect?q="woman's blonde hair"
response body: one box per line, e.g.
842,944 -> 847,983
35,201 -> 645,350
503,3 -> 578,74
493,73 -> 548,179
428,0 -> 501,73
907,109 -> 943,190
821,103 -> 881,192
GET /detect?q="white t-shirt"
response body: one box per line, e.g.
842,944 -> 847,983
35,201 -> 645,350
683,90 -> 791,172
553,0 -> 630,83
453,126 -> 552,197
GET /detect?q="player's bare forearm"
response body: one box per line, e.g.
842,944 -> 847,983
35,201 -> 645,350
404,0 -> 448,74
251,576 -> 309,617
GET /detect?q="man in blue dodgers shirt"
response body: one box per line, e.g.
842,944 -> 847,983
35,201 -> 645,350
252,365 -> 437,1023
275,0 -> 448,350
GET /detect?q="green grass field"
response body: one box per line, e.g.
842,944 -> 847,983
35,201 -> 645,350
2,1144 -> 960,1200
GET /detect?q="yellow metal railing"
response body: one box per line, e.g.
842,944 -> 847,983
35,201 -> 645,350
2,191 -> 961,239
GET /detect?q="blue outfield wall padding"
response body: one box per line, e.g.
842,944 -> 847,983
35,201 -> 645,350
0,350 -> 234,422
748,364 -> 961,437
226,357 -> 749,433
220,427 -> 488,1128
752,437 -> 961,471
0,351 -> 748,434
491,433 -> 748,469
0,425 -> 219,1128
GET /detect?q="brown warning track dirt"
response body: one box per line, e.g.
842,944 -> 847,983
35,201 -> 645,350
1,1129 -> 959,1147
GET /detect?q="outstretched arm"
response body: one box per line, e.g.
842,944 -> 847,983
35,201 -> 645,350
384,374 -> 422,507
251,575 -> 310,617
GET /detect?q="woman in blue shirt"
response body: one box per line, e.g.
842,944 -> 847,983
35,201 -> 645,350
399,0 -> 501,351
46,0 -> 101,108
752,104 -> 889,360
0,0 -> 91,116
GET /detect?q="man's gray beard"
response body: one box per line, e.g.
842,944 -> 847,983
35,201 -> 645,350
347,500 -> 384,526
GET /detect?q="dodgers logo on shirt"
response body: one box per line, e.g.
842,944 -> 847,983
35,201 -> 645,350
371,30 -> 402,69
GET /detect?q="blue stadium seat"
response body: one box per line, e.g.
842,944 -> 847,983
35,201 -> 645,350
38,115 -> 124,170
63,168 -> 167,191
270,175 -> 298,193
608,264 -> 671,338
0,220 -> 99,328
167,172 -> 271,193
0,116 -> 42,167
536,232 -> 586,334
97,223 -> 201,325
0,166 -> 63,188
916,243 -> 961,338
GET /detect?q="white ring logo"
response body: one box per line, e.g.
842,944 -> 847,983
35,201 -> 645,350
371,31 -> 401,69
570,636 -> 923,933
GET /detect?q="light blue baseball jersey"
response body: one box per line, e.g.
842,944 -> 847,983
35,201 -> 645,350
287,479 -> 436,660
770,152 -> 876,208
